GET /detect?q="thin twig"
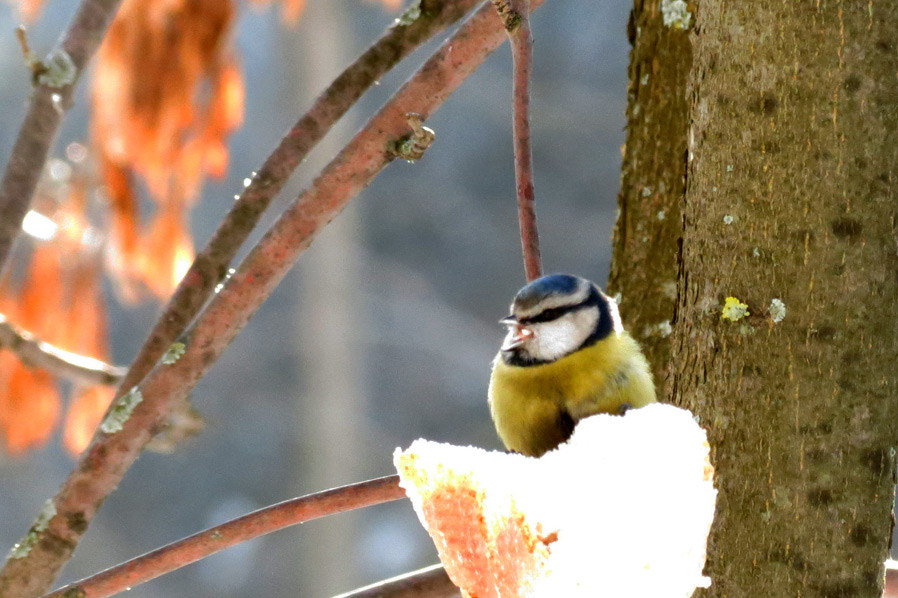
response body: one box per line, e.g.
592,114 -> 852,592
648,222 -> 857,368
0,3 -> 550,596
107,0 -> 481,451
42,476 -> 405,598
331,564 -> 459,598
0,314 -> 125,386
510,0 -> 540,281
491,0 -> 541,281
14,26 -> 42,77
0,0 -> 123,277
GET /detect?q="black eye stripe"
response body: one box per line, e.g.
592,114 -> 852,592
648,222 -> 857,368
517,291 -> 602,324
519,305 -> 579,324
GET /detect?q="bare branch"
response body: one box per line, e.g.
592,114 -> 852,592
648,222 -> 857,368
509,0 -> 540,281
0,0 -> 123,276
491,0 -> 541,281
0,2 -> 552,596
14,26 -> 42,77
0,314 -> 125,386
331,564 -> 460,598
42,476 -> 404,598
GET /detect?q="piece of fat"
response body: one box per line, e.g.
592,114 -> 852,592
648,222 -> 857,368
394,403 -> 717,598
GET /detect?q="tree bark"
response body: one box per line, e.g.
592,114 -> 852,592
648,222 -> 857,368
667,1 -> 898,597
608,0 -> 692,390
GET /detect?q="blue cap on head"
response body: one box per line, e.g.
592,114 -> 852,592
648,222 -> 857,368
513,273 -> 584,312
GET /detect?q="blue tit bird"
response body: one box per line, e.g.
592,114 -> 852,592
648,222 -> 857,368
488,273 -> 656,457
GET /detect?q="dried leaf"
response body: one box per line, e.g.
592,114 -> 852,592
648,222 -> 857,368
0,176 -> 116,456
138,203 -> 195,298
281,0 -> 306,23
247,0 -> 306,23
16,0 -> 45,22
93,0 -> 241,300
63,385 -> 115,455
0,354 -> 60,454
18,244 -> 67,343
101,157 -> 144,303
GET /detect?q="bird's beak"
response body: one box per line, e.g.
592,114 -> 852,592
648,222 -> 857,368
500,318 -> 534,351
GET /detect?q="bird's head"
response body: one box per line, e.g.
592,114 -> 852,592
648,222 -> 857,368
500,273 -> 622,366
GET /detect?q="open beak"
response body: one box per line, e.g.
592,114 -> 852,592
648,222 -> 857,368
500,316 -> 534,351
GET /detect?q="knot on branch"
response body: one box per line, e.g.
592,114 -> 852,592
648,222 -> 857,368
490,0 -> 522,32
16,26 -> 77,88
392,0 -> 422,27
62,587 -> 86,598
390,113 -> 435,163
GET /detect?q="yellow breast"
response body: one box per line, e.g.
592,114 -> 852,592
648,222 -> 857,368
488,331 -> 655,456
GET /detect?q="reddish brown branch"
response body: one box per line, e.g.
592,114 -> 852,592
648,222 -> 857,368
0,0 -> 123,276
331,564 -> 459,598
0,314 -> 125,386
109,0 -> 480,452
491,0 -> 541,281
510,0 -> 540,281
0,3 -> 550,597
42,476 -> 404,598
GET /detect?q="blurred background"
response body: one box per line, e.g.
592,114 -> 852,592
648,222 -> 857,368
0,0 -> 632,596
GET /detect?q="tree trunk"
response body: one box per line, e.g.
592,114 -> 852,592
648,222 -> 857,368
608,0 -> 691,391
288,1 -> 368,594
661,1 -> 898,597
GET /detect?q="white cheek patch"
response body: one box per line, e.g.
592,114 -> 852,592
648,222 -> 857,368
528,309 -> 600,362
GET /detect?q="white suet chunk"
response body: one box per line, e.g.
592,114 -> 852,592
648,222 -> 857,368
394,403 -> 716,598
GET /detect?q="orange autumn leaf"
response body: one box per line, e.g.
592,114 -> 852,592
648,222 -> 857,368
16,0 -> 45,21
202,58 -> 245,178
64,385 -> 115,455
138,204 -> 195,298
0,176 -> 117,456
281,0 -> 306,23
56,243 -> 117,456
54,176 -> 90,250
57,259 -> 107,358
0,221 -> 62,454
247,0 -> 306,24
93,0 -> 236,197
101,156 -> 144,303
18,244 -> 67,344
0,243 -> 69,453
93,0 -> 242,301
0,352 -> 60,454
174,57 -> 244,200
